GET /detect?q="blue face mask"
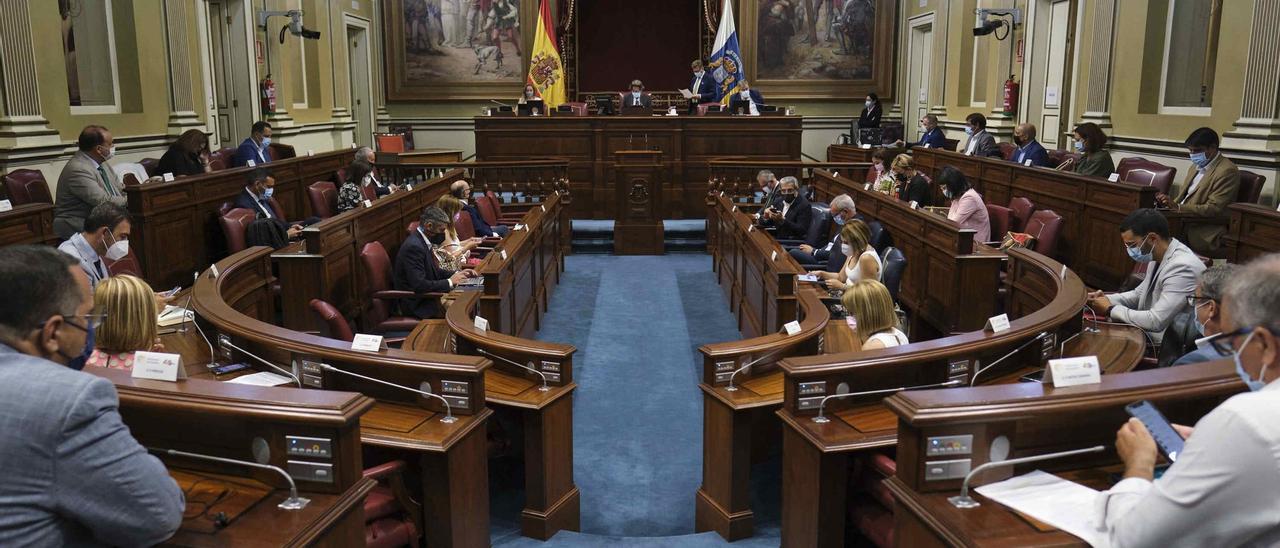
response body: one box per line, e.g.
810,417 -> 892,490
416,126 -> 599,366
833,212 -> 847,225
1190,151 -> 1209,169
942,187 -> 953,199
1126,234 -> 1154,263
1074,140 -> 1085,153
964,127 -> 974,136
58,317 -> 95,371
262,187 -> 274,199
1233,331 -> 1268,392
261,137 -> 272,148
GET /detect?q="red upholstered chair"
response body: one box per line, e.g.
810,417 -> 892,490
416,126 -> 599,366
207,147 -> 236,171
362,460 -> 422,548
139,158 -> 160,177
267,142 -> 295,160
1238,170 -> 1266,204
1008,196 -> 1035,233
1023,209 -> 1064,258
307,181 -> 338,219
2,169 -> 53,205
219,208 -> 257,254
943,138 -> 960,152
696,103 -> 714,116
997,142 -> 1017,161
360,183 -> 378,202
219,198 -> 282,220
1046,149 -> 1080,169
563,102 -> 588,116
358,242 -> 432,332
308,299 -> 355,342
483,190 -> 527,223
105,251 -> 143,278
986,204 -> 1012,241
375,133 -> 406,153
1116,157 -> 1177,195
452,211 -> 498,252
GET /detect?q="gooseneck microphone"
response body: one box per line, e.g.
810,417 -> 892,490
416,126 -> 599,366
317,363 -> 457,423
969,332 -> 1052,386
148,446 -> 310,510
726,341 -> 792,392
475,348 -> 549,391
812,379 -> 965,423
219,339 -> 303,388
187,272 -> 217,370
947,445 -> 1106,508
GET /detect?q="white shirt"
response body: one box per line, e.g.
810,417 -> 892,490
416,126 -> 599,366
739,91 -> 759,115
866,328 -> 908,348
57,233 -> 107,287
1095,380 -> 1280,547
964,131 -> 985,156
1181,153 -> 1222,205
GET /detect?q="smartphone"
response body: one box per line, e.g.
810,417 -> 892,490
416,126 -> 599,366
1019,370 -> 1045,383
162,285 -> 182,297
1125,400 -> 1186,463
211,362 -> 250,376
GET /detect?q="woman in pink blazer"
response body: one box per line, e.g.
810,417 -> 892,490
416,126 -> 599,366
939,166 -> 991,242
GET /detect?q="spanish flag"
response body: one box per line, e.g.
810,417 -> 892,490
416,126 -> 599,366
526,0 -> 566,108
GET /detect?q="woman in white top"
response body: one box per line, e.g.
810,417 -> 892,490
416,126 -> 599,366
818,219 -> 881,291
434,195 -> 483,270
842,279 -> 908,349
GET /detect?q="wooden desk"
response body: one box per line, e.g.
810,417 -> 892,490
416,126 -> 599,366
1224,202 -> 1280,263
826,144 -> 907,164
475,115 -> 802,220
0,202 -> 57,247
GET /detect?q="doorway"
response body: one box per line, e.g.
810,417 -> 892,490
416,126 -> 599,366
1021,0 -> 1078,149
907,15 -> 935,142
207,0 -> 255,148
346,19 -> 373,148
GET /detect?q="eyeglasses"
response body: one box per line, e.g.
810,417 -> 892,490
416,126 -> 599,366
1186,296 -> 1214,308
1203,326 -> 1257,358
42,313 -> 107,332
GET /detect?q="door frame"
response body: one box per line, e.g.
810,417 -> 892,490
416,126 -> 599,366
343,13 -> 375,148
202,0 -> 260,148
1019,0 -> 1082,142
907,12 -> 937,142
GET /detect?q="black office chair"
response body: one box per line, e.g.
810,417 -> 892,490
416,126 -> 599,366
778,205 -> 832,249
881,247 -> 906,303
867,221 -> 892,253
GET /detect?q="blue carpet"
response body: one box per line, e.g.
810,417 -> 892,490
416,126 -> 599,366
488,254 -> 781,546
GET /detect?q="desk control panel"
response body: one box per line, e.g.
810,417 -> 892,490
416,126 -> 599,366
926,434 -> 973,457
287,435 -> 333,458
924,458 -> 971,481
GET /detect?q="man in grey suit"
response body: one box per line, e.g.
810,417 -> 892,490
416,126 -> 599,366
1089,209 -> 1205,347
961,112 -> 1001,158
0,246 -> 184,547
54,125 -> 126,240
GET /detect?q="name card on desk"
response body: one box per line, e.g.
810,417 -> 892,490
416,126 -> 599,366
0,199 -> 11,212
864,183 -> 871,190
362,199 -> 373,208
131,351 -> 186,382
514,223 -> 526,231
732,205 -> 738,212
473,315 -> 489,332
307,149 -> 315,157
541,204 -> 546,212
748,225 -> 754,232
351,334 -> 384,352
405,184 -> 414,191
247,160 -> 256,167
500,249 -> 508,260
1107,173 -> 1120,182
861,144 -> 872,150
984,313 -> 1011,333
1047,356 -> 1101,387
909,201 -> 919,210
1023,159 -> 1033,167
783,321 -> 802,336
771,250 -> 778,261
162,172 -> 175,182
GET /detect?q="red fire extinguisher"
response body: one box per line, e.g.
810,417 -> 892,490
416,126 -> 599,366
1003,76 -> 1020,116
260,75 -> 277,115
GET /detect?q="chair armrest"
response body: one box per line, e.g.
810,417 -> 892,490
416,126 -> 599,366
363,460 -> 407,480
373,290 -> 445,300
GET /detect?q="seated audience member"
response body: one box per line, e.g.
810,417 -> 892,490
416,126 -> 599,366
1098,253 -> 1280,547
1173,264 -> 1238,366
231,121 -> 273,168
842,279 -> 908,349
1011,123 -> 1051,167
961,113 -> 1000,158
53,125 -> 126,239
1070,122 -> 1115,177
0,245 -> 184,546
1087,208 -> 1203,346
450,179 -> 509,237
621,79 -> 652,109
245,218 -> 290,249
817,219 -> 878,290
1156,127 -> 1242,254
234,169 -> 303,238
729,80 -> 764,115
435,195 -> 485,270
891,154 -> 931,207
858,93 -> 883,129
357,146 -> 398,196
758,176 -> 812,240
756,169 -> 779,206
517,83 -> 540,105
790,194 -> 856,267
894,114 -> 947,149
157,128 -> 212,177
86,275 -> 163,370
336,159 -> 374,214
57,202 -> 132,289
393,207 -> 480,319
868,147 -> 894,190
940,167 -> 991,242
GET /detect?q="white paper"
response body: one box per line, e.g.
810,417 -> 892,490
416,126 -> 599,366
131,351 -> 185,382
771,250 -> 778,261
474,316 -> 489,332
157,306 -> 193,327
307,149 -> 315,157
541,204 -> 546,212
162,172 -> 176,182
1045,87 -> 1060,107
783,321 -> 802,335
227,371 -> 294,387
1024,159 -> 1033,167
351,333 -> 384,351
1107,173 -> 1120,182
864,183 -> 871,190
500,249 -> 508,260
910,201 -> 919,210
678,88 -> 694,99
985,313 -> 1011,333
974,470 -> 1110,547
247,159 -> 256,167
1049,356 -> 1102,387
363,199 -> 373,208
0,199 -> 11,212
861,143 -> 872,150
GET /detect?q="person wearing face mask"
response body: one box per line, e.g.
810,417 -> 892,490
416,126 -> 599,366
1171,264 -> 1238,366
622,79 -> 652,110
961,113 -> 1000,158
687,59 -> 717,113
234,168 -> 304,238
450,179 -> 508,237
393,206 -> 481,319
1069,122 -> 1115,178
1087,208 -> 1203,347
1156,127 -> 1241,255
865,147 -> 895,190
57,202 -> 133,288
758,176 -> 813,241
356,146 -> 399,196
816,219 -> 880,290
157,129 -> 213,177
1010,123 -> 1051,167
1097,253 -> 1280,547
857,93 -> 883,129
231,121 -> 273,168
53,125 -> 125,239
729,80 -> 764,116
893,114 -> 947,149
939,167 -> 991,242
890,154 -> 931,207
0,245 -> 185,547
790,194 -> 856,269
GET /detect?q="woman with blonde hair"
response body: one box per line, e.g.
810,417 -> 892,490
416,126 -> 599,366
86,275 -> 163,370
434,195 -> 484,270
842,279 -> 908,349
817,219 -> 881,290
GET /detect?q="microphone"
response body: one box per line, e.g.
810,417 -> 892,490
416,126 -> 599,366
186,272 -> 217,370
220,338 -> 303,387
1082,303 -> 1102,333
489,99 -> 512,109
177,276 -> 195,335
726,340 -> 792,392
812,379 -> 964,423
474,348 -> 549,391
947,445 -> 1106,508
1057,329 -> 1084,359
317,363 -> 457,423
969,332 -> 1052,386
148,446 -> 310,510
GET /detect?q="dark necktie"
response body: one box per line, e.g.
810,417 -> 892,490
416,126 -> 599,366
97,166 -> 117,197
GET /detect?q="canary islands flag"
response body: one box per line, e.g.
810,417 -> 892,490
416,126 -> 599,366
708,0 -> 745,105
527,0 -> 566,108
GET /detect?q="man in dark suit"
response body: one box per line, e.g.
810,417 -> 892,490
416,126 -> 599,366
687,59 -> 717,113
393,207 -> 479,319
450,180 -> 509,237
231,121 -> 273,168
357,146 -> 398,196
759,176 -> 812,240
729,80 -> 765,115
233,168 -> 303,238
1011,123 -> 1051,167
894,114 -> 948,149
789,194 -> 855,270
621,79 -> 652,110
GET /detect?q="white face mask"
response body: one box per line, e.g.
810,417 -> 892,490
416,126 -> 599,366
740,90 -> 750,99
100,145 -> 116,161
841,244 -> 853,257
104,230 -> 128,261
632,91 -> 641,97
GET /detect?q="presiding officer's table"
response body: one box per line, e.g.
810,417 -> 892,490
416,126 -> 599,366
474,115 -> 803,220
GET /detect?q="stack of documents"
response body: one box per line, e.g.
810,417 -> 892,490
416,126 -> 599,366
974,470 -> 1109,547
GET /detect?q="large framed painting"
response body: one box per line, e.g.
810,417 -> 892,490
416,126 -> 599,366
738,0 -> 897,100
384,0 -> 538,101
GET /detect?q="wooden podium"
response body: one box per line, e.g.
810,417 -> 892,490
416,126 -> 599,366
613,150 -> 665,254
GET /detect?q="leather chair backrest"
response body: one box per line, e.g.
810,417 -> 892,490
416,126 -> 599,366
825,234 -> 847,272
268,197 -> 286,221
360,182 -> 378,201
406,221 -> 420,234
307,181 -> 337,219
997,142 -> 1018,161
867,220 -> 892,253
565,102 -> 588,116
208,147 -> 236,171
1238,170 -> 1266,204
804,206 -> 831,248
359,242 -> 396,326
943,138 -> 960,152
697,103 -> 713,116
453,210 -> 478,240
309,298 -> 354,342
2,169 -> 52,205
1116,157 -> 1177,195
1046,149 -> 1081,169
139,158 -> 160,177
475,194 -> 502,227
986,204 -> 1012,239
333,168 -> 347,185
1008,196 -> 1035,233
375,134 -> 406,153
1024,209 -> 1065,258
219,208 -> 257,254
105,251 -> 143,278
268,143 -> 295,160
881,247 -> 907,303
